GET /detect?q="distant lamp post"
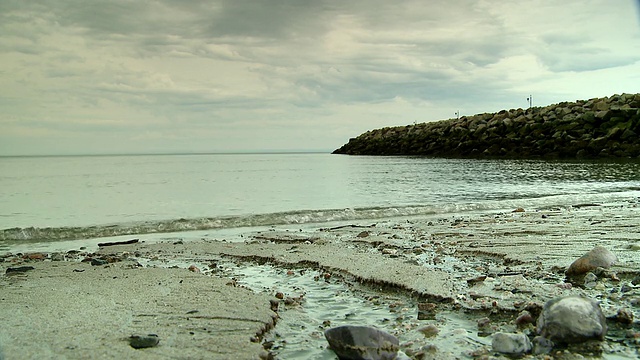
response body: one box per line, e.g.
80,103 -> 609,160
526,95 -> 533,108
455,111 -> 459,119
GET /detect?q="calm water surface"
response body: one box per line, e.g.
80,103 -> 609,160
1,153 -> 639,245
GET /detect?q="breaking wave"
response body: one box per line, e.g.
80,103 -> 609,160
0,206 -> 439,242
2,189 -> 639,243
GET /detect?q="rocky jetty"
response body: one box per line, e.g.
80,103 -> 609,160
333,93 -> 640,158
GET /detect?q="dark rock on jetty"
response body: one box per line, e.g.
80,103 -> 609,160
333,94 -> 640,158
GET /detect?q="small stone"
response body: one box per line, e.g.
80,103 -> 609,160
477,317 -> 498,336
491,332 -> 532,355
129,334 -> 160,349
532,335 -> 554,355
51,253 -> 65,261
477,317 -> 491,329
382,248 -> 397,256
584,272 -> 597,282
467,275 -> 487,285
584,272 -> 598,288
90,258 -> 108,266
417,324 -> 439,338
536,296 -> 607,344
566,246 -> 616,276
614,308 -> 634,324
325,325 -> 399,360
417,302 -> 437,320
515,310 -> 534,327
24,253 -> 46,260
357,231 -> 370,238
5,266 -> 35,274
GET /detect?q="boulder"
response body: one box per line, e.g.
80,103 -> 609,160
536,296 -> 607,344
324,325 -> 399,360
566,246 -> 617,276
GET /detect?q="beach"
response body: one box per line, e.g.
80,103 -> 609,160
1,201 -> 639,359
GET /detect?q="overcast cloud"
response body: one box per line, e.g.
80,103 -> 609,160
1,0 -> 639,155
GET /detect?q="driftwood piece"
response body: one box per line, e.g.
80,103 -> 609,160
97,239 -> 139,247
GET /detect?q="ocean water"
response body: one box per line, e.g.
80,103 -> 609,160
1,153 -> 640,250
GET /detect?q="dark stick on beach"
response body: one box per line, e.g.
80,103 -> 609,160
97,239 -> 140,247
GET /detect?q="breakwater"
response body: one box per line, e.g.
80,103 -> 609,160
333,94 -> 640,158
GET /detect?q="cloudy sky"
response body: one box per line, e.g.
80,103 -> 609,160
1,1 -> 639,155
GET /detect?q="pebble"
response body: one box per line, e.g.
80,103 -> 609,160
515,310 -> 534,327
584,272 -> 598,288
129,334 -> 160,349
566,246 -> 616,276
90,258 -> 108,266
417,302 -> 437,320
613,308 -> 634,324
5,266 -> 35,274
532,335 -> 554,355
24,253 -> 46,260
51,253 -> 65,261
491,332 -> 532,355
324,325 -> 399,360
536,296 -> 607,344
417,324 -> 439,338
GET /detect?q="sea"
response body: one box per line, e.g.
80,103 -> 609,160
1,152 -> 640,253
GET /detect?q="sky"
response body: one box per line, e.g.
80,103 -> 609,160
1,1 -> 640,156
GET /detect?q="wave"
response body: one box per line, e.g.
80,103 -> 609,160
1,190 -> 638,242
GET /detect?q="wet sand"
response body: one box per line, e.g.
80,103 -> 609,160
1,201 -> 639,359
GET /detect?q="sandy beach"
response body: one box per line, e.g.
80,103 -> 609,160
1,201 -> 639,359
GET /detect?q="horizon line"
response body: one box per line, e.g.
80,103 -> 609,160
0,149 -> 335,158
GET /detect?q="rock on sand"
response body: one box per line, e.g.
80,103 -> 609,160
566,246 -> 616,276
536,295 -> 607,344
491,332 -> 532,355
324,325 -> 399,360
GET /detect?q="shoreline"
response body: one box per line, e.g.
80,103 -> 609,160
1,202 -> 639,358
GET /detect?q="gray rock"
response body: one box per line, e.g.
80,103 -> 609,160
91,258 -> 109,266
532,336 -> 554,354
325,325 -> 399,360
584,272 -> 598,288
491,332 -> 532,355
129,334 -> 160,349
536,296 -> 607,344
5,266 -> 35,274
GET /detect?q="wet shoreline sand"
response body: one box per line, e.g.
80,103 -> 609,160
1,201 -> 639,359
